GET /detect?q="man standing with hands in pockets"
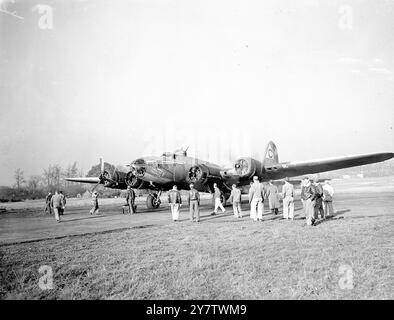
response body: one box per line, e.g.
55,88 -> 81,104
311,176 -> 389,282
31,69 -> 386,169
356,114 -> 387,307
168,185 -> 182,222
282,180 -> 295,220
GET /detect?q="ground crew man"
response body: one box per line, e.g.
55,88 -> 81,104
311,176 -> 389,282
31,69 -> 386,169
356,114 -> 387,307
322,180 -> 335,217
44,192 -> 52,215
168,185 -> 182,221
266,180 -> 280,215
125,186 -> 136,214
59,191 -> 66,216
187,183 -> 200,222
90,191 -> 99,215
281,180 -> 295,220
212,183 -> 226,215
300,177 -> 307,217
50,190 -> 62,222
312,179 -> 324,220
301,177 -> 316,226
229,184 -> 242,218
248,176 -> 266,221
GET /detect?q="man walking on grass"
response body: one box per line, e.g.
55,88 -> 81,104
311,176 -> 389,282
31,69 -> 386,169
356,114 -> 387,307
229,184 -> 242,218
168,185 -> 182,222
50,190 -> 62,223
211,183 -> 226,215
301,177 -> 317,226
187,183 -> 200,222
282,180 -> 295,220
248,176 -> 266,222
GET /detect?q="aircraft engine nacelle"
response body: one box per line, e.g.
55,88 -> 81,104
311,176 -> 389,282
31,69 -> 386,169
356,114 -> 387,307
233,157 -> 263,179
125,171 -> 150,189
112,171 -> 126,183
102,170 -> 128,188
186,164 -> 222,189
186,165 -> 209,185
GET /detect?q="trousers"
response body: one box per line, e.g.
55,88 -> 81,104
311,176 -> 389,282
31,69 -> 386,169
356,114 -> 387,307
45,203 -> 52,215
250,198 -> 263,221
170,203 -> 180,220
314,197 -> 324,219
323,200 -> 334,216
127,199 -> 135,214
214,198 -> 225,213
53,206 -> 60,221
189,200 -> 199,221
283,196 -> 294,219
233,201 -> 242,217
305,199 -> 315,225
90,200 -> 99,215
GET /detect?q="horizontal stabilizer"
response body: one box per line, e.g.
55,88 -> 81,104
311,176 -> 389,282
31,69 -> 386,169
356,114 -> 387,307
65,177 -> 100,184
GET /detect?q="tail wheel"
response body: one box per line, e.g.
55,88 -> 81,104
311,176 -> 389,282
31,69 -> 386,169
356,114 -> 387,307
146,193 -> 161,209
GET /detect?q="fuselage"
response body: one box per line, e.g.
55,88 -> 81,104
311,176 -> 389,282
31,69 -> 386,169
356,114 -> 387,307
129,153 -> 226,192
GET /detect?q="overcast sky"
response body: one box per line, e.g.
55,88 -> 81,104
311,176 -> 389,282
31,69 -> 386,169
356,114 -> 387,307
1,0 -> 393,185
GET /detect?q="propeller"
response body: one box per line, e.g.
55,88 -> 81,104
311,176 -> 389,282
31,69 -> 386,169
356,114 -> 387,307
100,157 -> 104,173
91,157 -> 103,192
91,157 -> 117,192
235,158 -> 249,176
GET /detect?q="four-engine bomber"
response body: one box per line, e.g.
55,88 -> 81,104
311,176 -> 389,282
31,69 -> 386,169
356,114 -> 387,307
66,141 -> 394,209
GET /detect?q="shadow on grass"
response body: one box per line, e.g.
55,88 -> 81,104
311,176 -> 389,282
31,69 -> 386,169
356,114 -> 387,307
313,216 -> 345,226
64,215 -> 107,222
199,212 -> 236,222
313,210 -> 350,226
334,209 -> 351,216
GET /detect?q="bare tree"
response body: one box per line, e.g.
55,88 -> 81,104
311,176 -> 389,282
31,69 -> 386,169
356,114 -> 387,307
52,165 -> 62,190
27,175 -> 42,192
14,168 -> 25,190
43,165 -> 54,188
64,162 -> 79,188
70,162 -> 78,177
43,164 -> 63,189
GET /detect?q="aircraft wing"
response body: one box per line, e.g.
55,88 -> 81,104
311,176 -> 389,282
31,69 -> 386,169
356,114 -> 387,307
264,152 -> 394,180
65,177 -> 100,184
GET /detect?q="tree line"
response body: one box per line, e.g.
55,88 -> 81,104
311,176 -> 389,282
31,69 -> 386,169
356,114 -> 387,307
0,162 -> 122,202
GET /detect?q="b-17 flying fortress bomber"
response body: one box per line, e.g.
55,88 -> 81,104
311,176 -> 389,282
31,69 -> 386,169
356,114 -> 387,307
66,141 -> 394,210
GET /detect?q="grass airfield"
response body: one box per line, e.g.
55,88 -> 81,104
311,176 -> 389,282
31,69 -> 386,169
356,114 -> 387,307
0,177 -> 393,299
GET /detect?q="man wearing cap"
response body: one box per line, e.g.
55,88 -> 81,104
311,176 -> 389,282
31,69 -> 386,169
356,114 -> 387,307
266,180 -> 280,215
168,185 -> 182,222
187,183 -> 200,222
300,177 -> 307,218
301,177 -> 317,226
282,180 -> 295,220
248,176 -> 266,221
312,178 -> 324,220
44,192 -> 52,215
125,186 -> 136,214
322,180 -> 335,217
90,191 -> 99,215
59,191 -> 66,216
212,183 -> 226,215
50,190 -> 62,222
229,184 -> 242,218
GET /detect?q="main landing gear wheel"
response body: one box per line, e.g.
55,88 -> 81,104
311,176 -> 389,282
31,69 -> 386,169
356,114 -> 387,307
146,193 -> 161,209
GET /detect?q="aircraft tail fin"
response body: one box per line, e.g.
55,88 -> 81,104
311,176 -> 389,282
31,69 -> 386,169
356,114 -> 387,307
263,141 -> 279,167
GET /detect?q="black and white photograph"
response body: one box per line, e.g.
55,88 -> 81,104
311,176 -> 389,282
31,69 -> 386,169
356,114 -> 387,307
0,0 -> 393,304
